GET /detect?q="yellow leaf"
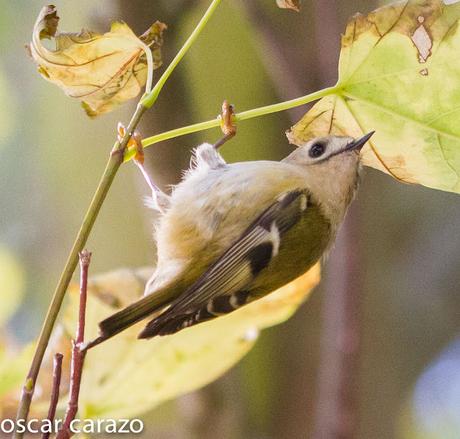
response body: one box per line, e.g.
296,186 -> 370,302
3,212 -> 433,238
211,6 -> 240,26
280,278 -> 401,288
28,5 -> 166,117
288,0 -> 460,193
60,265 -> 319,419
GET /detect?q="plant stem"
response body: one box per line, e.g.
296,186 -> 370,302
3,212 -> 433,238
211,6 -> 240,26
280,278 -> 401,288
76,251 -> 91,345
124,85 -> 338,161
41,353 -> 63,439
57,250 -> 91,439
140,40 -> 154,94
140,0 -> 223,109
14,1 -> 222,434
13,103 -> 145,438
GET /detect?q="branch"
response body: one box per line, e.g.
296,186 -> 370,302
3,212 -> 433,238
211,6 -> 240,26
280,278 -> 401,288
13,1 -> 223,435
13,102 -> 145,438
41,353 -> 63,439
124,86 -> 338,161
56,250 -> 91,439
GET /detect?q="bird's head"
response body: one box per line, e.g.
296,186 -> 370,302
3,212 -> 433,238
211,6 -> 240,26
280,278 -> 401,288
290,132 -> 374,167
284,132 -> 374,225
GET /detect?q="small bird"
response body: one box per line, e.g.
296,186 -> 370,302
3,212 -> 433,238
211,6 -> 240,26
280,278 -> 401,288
86,130 -> 374,349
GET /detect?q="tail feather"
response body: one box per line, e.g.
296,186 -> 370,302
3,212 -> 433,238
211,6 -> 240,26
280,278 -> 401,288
84,282 -> 182,350
138,317 -> 184,338
138,313 -> 204,338
138,300 -> 221,338
138,312 -> 204,339
99,294 -> 166,336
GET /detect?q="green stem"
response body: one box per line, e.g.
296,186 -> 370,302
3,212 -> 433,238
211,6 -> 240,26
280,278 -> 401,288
140,0 -> 223,109
124,85 -> 338,161
13,103 -> 146,438
14,0 -> 223,435
139,39 -> 154,94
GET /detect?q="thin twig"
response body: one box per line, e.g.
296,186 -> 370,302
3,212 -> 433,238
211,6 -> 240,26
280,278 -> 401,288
41,353 -> 63,439
75,250 -> 91,346
14,2 -> 222,434
56,250 -> 91,439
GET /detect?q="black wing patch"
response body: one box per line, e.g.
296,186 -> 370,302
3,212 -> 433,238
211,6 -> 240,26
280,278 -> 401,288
139,189 -> 310,338
248,242 -> 274,276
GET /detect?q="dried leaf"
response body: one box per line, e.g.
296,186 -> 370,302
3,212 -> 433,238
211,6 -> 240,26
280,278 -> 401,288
58,265 -> 320,418
276,0 -> 301,12
28,5 -> 166,117
288,0 -> 460,193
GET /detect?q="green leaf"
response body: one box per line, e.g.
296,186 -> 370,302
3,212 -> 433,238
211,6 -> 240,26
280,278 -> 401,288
61,265 -> 319,419
28,5 -> 166,117
288,0 -> 460,193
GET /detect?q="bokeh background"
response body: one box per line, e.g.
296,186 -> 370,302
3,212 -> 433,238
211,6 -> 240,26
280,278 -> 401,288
1,0 -> 459,438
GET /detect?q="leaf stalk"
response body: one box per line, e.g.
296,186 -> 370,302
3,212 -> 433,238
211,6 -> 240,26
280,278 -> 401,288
124,85 -> 338,161
140,0 -> 223,109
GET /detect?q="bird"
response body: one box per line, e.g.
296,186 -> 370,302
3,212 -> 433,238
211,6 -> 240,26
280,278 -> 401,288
85,131 -> 374,349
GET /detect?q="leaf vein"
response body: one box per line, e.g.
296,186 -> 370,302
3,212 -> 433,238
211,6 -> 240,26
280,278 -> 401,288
341,91 -> 460,141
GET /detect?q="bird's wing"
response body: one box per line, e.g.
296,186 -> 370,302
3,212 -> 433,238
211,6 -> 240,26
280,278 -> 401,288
139,189 -> 310,338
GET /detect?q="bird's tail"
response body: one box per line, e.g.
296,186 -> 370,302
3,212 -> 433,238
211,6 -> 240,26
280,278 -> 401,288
83,281 -> 182,350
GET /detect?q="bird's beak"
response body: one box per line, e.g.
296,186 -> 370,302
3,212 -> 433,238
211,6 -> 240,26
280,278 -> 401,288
346,131 -> 375,152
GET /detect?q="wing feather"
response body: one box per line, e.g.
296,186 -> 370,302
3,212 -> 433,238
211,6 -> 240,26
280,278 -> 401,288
139,189 -> 310,338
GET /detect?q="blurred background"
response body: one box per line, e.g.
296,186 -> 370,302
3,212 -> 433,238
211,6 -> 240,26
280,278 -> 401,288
0,0 -> 459,438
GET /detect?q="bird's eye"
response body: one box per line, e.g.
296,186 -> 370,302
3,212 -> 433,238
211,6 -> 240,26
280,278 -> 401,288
308,142 -> 325,158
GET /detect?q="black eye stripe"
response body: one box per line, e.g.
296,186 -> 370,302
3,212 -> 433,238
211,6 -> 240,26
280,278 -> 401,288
308,142 -> 325,158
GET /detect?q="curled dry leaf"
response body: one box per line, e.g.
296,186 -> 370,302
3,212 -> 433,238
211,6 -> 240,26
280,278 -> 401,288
276,0 -> 301,12
288,0 -> 460,194
28,5 -> 166,117
56,264 -> 320,419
